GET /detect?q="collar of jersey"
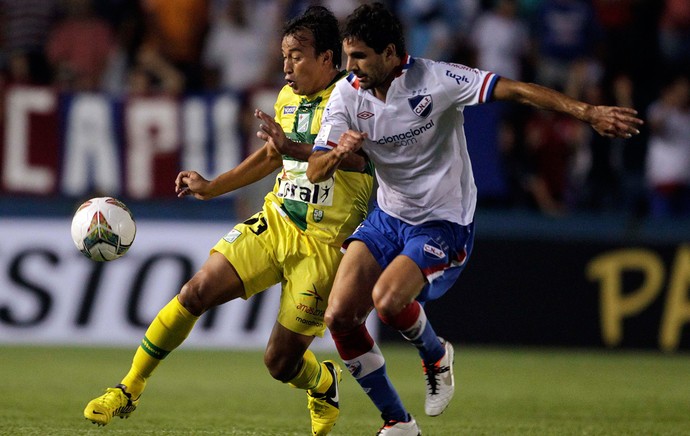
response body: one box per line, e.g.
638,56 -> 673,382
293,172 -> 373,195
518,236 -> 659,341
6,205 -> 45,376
302,70 -> 346,101
395,54 -> 414,78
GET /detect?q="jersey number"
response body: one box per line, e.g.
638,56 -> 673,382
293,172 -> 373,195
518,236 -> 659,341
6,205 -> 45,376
243,216 -> 268,236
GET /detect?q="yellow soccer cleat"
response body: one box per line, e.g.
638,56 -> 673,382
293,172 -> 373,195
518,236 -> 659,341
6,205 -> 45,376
83,384 -> 139,426
307,360 -> 342,435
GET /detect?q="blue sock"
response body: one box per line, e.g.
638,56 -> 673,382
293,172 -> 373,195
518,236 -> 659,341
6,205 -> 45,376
358,365 -> 408,421
343,344 -> 408,422
401,307 -> 445,364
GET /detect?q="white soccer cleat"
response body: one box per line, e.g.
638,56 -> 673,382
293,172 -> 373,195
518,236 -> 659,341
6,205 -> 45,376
423,338 -> 455,416
376,415 -> 421,435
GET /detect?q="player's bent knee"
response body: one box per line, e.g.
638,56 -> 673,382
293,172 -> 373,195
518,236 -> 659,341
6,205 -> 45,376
178,275 -> 213,316
263,351 -> 299,382
372,288 -> 405,321
325,305 -> 362,333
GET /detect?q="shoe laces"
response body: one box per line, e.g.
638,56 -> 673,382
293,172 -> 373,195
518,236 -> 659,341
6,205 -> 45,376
100,385 -> 135,415
308,393 -> 329,416
423,359 -> 449,395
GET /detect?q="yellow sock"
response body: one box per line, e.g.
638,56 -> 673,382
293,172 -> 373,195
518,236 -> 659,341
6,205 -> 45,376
120,296 -> 198,398
288,350 -> 333,394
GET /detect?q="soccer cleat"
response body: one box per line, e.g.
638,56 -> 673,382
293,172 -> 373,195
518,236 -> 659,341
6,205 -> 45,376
84,384 -> 139,426
423,338 -> 455,416
307,360 -> 342,435
376,414 -> 422,435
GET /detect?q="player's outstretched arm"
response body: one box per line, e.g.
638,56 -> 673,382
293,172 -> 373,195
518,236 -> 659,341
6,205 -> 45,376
175,144 -> 282,200
307,130 -> 368,183
492,77 -> 644,138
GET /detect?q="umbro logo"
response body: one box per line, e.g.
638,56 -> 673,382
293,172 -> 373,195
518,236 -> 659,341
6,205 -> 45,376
357,111 -> 374,119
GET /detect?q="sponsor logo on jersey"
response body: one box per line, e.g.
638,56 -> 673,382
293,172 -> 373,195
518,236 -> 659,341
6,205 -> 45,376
376,119 -> 435,147
423,239 -> 446,259
277,177 -> 335,206
357,111 -> 374,119
446,70 -> 470,85
222,229 -> 241,243
440,61 -> 477,73
283,105 -> 297,114
277,160 -> 335,205
408,95 -> 433,118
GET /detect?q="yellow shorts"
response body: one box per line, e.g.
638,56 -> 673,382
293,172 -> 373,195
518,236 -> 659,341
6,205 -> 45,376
212,200 -> 342,337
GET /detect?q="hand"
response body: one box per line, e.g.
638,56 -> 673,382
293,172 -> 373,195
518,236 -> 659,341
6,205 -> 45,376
175,170 -> 213,200
588,106 -> 644,139
255,109 -> 288,155
334,130 -> 367,159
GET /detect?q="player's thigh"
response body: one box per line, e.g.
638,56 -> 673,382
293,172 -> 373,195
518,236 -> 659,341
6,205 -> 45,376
277,240 -> 342,337
326,240 -> 380,328
400,220 -> 474,302
373,254 -> 426,316
212,209 -> 284,298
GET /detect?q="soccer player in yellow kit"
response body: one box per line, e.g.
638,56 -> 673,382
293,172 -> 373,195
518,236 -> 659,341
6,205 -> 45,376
83,7 -> 373,435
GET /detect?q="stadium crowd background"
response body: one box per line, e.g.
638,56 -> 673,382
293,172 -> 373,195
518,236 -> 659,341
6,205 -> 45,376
1,0 -> 689,221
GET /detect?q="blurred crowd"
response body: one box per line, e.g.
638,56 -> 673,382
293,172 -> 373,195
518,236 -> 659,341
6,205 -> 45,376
1,0 -> 689,220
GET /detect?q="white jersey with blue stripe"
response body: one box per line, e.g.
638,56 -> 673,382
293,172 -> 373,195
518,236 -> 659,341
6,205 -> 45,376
314,56 -> 499,226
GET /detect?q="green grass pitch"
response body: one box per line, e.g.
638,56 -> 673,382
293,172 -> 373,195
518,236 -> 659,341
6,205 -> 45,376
1,345 -> 689,435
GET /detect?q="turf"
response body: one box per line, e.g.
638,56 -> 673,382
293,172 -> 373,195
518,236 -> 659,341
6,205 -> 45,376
1,345 -> 688,435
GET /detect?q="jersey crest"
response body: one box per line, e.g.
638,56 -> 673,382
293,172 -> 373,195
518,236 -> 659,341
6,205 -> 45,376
408,95 -> 433,118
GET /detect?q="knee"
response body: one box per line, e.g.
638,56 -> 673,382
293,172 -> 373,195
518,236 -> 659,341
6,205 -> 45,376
178,273 -> 212,316
324,309 -> 342,333
372,283 -> 405,321
325,299 -> 368,334
263,349 -> 299,382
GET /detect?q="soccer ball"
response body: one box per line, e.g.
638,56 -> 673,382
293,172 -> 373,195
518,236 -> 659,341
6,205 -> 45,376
71,197 -> 136,262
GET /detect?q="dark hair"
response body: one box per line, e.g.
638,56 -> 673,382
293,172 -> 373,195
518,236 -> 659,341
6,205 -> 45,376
343,2 -> 406,57
283,6 -> 341,68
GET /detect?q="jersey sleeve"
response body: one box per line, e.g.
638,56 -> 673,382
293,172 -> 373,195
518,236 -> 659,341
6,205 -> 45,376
313,83 -> 350,153
437,61 -> 499,107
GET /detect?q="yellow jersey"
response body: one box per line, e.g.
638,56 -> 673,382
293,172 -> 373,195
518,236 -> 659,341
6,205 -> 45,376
266,72 -> 374,248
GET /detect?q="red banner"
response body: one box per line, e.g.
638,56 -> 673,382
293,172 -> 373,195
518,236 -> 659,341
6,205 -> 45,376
0,86 -> 279,198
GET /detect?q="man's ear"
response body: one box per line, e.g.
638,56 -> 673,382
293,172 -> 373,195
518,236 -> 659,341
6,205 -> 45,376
384,44 -> 397,60
321,49 -> 333,66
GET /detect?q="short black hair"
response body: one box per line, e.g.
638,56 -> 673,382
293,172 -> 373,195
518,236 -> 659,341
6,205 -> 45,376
283,6 -> 341,68
342,2 -> 406,57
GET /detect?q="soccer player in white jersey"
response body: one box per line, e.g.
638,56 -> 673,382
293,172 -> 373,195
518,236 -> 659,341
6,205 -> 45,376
307,3 -> 644,435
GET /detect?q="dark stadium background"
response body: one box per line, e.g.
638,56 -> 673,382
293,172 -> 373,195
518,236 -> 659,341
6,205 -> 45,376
1,0 -> 690,353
